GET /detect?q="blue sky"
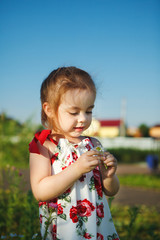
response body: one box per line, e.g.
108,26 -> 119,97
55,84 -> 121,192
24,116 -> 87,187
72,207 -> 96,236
0,0 -> 160,127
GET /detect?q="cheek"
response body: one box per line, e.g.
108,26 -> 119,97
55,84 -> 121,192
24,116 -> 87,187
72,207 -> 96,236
59,114 -> 75,126
87,115 -> 92,124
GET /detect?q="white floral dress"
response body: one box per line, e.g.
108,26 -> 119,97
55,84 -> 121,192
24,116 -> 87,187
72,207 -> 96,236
29,130 -> 119,240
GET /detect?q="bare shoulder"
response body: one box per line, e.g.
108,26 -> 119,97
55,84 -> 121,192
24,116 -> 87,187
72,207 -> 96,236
43,139 -> 57,156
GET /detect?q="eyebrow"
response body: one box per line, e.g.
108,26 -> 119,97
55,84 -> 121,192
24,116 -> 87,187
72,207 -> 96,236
69,105 -> 95,110
88,105 -> 95,109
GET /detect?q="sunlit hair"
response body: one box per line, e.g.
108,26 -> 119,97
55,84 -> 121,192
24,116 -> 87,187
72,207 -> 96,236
40,66 -> 96,130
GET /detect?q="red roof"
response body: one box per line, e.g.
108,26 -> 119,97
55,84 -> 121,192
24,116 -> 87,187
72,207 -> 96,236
99,120 -> 121,127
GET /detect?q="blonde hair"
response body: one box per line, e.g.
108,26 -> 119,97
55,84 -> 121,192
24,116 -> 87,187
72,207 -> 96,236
40,66 -> 96,129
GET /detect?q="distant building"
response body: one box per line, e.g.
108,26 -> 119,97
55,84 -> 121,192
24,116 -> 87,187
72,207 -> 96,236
149,125 -> 160,139
84,118 -> 160,139
83,119 -> 121,138
127,127 -> 142,137
83,118 -> 100,136
98,120 -> 121,138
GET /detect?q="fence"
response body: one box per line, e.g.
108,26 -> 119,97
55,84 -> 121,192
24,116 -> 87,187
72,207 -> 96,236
97,137 -> 160,150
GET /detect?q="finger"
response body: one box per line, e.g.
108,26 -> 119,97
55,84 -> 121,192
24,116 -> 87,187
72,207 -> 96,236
105,155 -> 117,162
104,151 -> 111,156
105,153 -> 115,161
88,159 -> 99,169
104,159 -> 117,168
91,159 -> 99,166
88,156 -> 104,163
105,160 -> 117,166
87,150 -> 102,156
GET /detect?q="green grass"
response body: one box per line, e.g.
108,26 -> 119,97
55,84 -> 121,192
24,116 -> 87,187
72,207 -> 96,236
118,174 -> 160,189
110,204 -> 160,240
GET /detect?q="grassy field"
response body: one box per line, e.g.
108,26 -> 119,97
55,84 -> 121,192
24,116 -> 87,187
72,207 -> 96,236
118,174 -> 160,189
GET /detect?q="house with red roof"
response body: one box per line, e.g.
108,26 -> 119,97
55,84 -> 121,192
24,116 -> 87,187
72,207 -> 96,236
84,119 -> 123,138
98,119 -> 122,137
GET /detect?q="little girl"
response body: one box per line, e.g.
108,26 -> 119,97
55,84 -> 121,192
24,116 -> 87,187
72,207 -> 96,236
29,67 -> 120,240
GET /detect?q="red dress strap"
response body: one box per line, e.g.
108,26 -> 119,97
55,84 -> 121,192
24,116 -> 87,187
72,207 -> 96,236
48,136 -> 58,146
29,129 -> 57,154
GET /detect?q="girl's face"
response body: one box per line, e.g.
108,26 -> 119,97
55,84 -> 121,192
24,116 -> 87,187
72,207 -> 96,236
57,88 -> 95,141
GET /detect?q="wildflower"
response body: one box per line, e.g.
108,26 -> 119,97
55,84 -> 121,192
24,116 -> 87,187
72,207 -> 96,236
19,171 -> 23,176
11,166 -> 16,171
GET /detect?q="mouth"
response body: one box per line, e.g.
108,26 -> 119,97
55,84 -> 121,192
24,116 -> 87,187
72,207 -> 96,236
74,127 -> 84,132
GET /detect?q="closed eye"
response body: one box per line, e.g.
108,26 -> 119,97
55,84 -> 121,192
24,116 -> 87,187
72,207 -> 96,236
69,112 -> 78,116
86,111 -> 92,114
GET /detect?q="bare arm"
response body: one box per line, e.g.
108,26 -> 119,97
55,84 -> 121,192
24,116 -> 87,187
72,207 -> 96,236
30,142 -> 102,201
99,159 -> 120,196
30,153 -> 82,201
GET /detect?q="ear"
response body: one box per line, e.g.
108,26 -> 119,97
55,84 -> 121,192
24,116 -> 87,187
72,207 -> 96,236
43,102 -> 54,118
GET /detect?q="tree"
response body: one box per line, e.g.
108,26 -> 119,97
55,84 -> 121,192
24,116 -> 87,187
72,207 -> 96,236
0,112 -> 23,136
139,124 -> 149,137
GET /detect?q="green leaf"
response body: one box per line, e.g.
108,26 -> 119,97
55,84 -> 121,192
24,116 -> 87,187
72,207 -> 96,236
59,213 -> 67,221
65,196 -> 71,202
82,216 -> 88,223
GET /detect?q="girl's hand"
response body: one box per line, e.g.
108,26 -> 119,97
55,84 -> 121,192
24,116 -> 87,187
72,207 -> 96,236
100,152 -> 117,178
76,150 -> 104,174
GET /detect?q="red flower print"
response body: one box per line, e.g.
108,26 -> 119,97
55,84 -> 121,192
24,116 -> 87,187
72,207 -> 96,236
72,152 -> 78,161
70,199 -> 95,223
83,232 -> 92,239
39,214 -> 42,224
51,152 -> 59,165
70,206 -> 78,223
62,161 -> 72,170
85,138 -> 94,147
96,203 -> 104,218
77,199 -> 95,217
97,233 -> 104,240
79,174 -> 86,182
57,204 -> 63,215
86,143 -> 91,151
93,168 -> 103,198
51,224 -> 57,240
50,198 -> 57,204
64,188 -> 71,194
39,201 -> 47,207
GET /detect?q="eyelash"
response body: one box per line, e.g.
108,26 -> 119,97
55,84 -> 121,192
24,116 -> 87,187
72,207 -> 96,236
87,111 -> 92,114
69,111 -> 92,116
69,112 -> 78,116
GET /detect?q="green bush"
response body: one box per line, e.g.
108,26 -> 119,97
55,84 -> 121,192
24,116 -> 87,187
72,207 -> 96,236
0,117 -> 38,168
107,148 -> 160,164
0,166 -> 40,239
110,204 -> 160,240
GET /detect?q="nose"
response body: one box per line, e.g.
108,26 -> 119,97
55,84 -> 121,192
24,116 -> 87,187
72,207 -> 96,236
78,112 -> 87,123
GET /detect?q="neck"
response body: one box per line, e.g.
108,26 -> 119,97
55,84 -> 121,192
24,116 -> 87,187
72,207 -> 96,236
66,136 -> 84,144
50,131 -> 84,144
